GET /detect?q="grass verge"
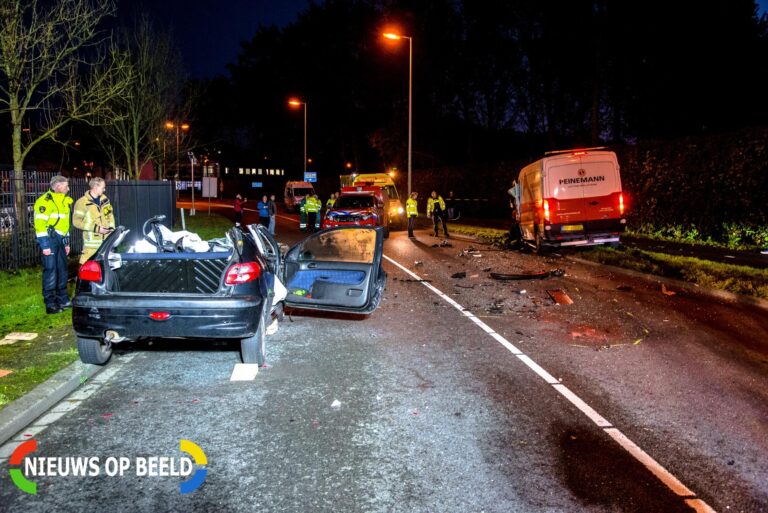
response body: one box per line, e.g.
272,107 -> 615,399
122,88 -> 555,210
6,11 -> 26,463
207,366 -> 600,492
450,223 -> 508,245
580,247 -> 768,299
0,267 -> 79,410
174,212 -> 234,240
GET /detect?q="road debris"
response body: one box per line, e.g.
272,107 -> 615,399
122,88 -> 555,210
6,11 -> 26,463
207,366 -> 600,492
469,274 -> 479,278
660,284 -> 677,296
490,269 -> 565,280
616,285 -> 633,292
414,260 -> 424,267
547,290 -> 573,305
0,370 -> 13,378
482,267 -> 492,272
331,399 -> 341,409
451,271 -> 467,279
455,283 -> 475,289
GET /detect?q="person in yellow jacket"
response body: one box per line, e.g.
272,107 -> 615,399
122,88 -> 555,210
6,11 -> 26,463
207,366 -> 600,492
34,175 -> 74,314
406,191 -> 419,238
326,193 -> 336,209
426,190 -> 449,238
73,177 -> 116,264
305,193 -> 322,233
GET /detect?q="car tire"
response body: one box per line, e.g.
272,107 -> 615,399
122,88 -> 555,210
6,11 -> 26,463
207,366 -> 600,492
240,312 -> 266,366
77,336 -> 112,365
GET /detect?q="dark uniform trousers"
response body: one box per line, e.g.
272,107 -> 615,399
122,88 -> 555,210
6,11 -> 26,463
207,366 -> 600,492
42,230 -> 69,308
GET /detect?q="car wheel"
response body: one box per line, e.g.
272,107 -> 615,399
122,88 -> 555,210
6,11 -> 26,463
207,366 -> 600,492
240,313 -> 266,366
77,336 -> 112,365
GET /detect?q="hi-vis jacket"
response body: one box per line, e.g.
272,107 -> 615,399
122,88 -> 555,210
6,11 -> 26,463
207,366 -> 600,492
72,192 -> 116,250
305,196 -> 322,213
34,190 -> 73,250
406,197 -> 419,217
426,196 -> 446,216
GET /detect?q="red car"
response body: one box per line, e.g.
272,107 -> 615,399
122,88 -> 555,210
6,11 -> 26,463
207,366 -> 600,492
322,187 -> 390,237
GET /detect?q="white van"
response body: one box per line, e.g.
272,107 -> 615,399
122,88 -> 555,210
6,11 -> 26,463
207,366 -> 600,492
516,148 -> 626,250
283,181 -> 315,212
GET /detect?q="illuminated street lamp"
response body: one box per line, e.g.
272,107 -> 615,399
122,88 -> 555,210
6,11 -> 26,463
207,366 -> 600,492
383,31 -> 413,195
165,121 -> 190,180
288,99 -> 308,175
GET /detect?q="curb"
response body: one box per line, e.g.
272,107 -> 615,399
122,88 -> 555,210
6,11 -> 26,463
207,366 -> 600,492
0,359 -> 105,446
569,256 -> 768,313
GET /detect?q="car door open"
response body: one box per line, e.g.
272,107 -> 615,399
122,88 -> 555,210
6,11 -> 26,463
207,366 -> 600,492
283,226 -> 386,314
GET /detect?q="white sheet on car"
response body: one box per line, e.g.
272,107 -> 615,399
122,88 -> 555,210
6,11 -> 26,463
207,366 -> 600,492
130,224 -> 215,253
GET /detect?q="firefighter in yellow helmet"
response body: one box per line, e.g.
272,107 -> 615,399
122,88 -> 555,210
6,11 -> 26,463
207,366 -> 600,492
34,175 -> 74,314
72,177 -> 116,264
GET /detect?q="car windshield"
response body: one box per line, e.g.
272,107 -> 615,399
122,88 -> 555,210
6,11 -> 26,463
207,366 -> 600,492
293,188 -> 314,196
333,196 -> 374,209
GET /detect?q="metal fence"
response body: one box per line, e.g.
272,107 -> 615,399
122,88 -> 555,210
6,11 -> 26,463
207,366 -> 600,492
0,170 -> 175,270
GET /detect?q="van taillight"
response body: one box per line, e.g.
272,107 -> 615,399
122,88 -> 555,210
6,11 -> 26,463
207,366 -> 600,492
543,199 -> 551,223
619,193 -> 625,215
225,262 -> 261,285
78,261 -> 102,282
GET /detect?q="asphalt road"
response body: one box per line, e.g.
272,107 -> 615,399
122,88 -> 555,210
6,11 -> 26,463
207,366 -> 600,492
0,203 -> 766,512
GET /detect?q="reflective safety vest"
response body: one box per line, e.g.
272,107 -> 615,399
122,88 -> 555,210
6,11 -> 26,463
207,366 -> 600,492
326,197 -> 335,208
34,190 -> 73,250
426,196 -> 446,216
72,192 -> 116,250
406,198 -> 418,217
305,197 -> 322,213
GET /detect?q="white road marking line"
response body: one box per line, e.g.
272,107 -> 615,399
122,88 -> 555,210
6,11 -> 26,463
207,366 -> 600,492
604,428 -> 694,497
383,253 -> 715,510
552,384 -> 612,428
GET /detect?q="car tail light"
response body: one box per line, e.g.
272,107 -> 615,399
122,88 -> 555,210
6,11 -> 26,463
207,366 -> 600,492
225,262 -> 261,285
78,261 -> 103,282
149,312 -> 171,321
543,199 -> 551,223
619,193 -> 625,215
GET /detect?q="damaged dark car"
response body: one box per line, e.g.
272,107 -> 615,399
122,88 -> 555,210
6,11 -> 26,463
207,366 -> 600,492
72,216 -> 387,366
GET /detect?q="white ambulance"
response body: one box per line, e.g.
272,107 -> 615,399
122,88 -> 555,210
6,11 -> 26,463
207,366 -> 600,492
283,181 -> 315,213
515,148 -> 627,251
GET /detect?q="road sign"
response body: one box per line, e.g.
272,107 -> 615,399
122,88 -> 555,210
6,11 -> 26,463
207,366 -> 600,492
304,171 -> 317,183
202,177 -> 217,198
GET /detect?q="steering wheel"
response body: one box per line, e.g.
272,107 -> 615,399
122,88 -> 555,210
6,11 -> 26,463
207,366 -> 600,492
141,215 -> 175,252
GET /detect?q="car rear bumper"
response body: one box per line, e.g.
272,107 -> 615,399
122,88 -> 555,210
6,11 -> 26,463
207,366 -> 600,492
72,294 -> 264,340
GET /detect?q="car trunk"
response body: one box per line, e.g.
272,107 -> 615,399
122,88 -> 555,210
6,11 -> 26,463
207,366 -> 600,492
108,251 -> 234,294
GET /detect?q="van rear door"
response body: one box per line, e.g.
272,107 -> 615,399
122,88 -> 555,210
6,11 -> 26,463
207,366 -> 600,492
545,152 -> 621,226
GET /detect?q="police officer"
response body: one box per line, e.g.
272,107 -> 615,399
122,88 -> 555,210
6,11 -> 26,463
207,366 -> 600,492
299,196 -> 307,231
72,177 -> 115,264
427,190 -> 449,238
34,175 -> 73,314
305,193 -> 322,233
326,193 -> 336,209
406,191 -> 419,238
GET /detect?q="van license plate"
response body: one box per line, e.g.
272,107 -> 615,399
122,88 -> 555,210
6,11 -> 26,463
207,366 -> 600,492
562,225 -> 583,232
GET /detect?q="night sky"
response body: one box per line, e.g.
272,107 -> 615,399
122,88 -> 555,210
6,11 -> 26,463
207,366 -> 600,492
134,0 -> 768,79
130,0 -> 310,78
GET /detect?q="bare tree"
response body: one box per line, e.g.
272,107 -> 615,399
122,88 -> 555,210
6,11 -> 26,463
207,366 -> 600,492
0,0 -> 130,172
100,15 -> 185,180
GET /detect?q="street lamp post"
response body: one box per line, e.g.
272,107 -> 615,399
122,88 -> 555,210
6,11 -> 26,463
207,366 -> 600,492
165,121 -> 190,180
288,99 -> 307,176
383,32 -> 413,196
